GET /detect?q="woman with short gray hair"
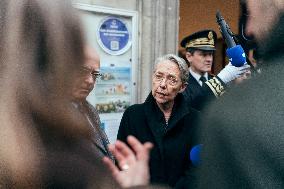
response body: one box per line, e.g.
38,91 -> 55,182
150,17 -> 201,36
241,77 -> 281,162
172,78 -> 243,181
118,53 -> 200,188
154,54 -> 189,84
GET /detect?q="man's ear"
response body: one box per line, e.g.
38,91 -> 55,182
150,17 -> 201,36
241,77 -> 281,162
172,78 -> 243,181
185,52 -> 193,63
179,82 -> 188,93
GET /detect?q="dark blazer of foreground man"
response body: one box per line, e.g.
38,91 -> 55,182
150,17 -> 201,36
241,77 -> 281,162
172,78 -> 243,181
195,3 -> 284,189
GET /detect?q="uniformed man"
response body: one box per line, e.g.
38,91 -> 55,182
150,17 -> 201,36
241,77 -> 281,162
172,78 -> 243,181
180,29 -> 250,110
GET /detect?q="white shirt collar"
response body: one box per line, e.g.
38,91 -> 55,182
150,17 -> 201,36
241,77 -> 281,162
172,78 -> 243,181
189,68 -> 208,86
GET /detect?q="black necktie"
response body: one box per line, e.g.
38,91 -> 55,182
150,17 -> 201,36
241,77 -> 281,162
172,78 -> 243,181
200,76 -> 207,86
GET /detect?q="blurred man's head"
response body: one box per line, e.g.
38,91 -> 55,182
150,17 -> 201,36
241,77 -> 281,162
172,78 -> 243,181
180,30 -> 217,75
71,46 -> 101,102
245,0 -> 284,43
0,0 -> 90,187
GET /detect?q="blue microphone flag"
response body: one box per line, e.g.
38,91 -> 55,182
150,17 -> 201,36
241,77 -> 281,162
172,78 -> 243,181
226,45 -> 246,67
190,144 -> 203,166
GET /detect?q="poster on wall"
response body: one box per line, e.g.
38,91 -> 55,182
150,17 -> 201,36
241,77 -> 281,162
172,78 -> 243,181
95,65 -> 131,114
97,17 -> 132,55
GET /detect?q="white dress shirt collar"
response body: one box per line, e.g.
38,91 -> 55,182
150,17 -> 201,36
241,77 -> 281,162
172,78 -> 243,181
189,68 -> 208,86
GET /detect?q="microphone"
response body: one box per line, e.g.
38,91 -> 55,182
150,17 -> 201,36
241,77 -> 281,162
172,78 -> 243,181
226,45 -> 246,67
216,10 -> 236,48
216,11 -> 246,67
189,144 -> 203,166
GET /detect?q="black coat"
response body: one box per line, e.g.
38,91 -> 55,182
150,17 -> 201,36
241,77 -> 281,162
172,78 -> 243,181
195,15 -> 284,189
117,93 -> 200,188
182,73 -> 215,111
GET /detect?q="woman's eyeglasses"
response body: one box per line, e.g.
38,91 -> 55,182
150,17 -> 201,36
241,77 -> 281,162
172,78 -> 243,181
153,73 -> 180,86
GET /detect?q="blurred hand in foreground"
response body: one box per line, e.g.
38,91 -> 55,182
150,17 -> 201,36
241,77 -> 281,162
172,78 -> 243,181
103,135 -> 153,188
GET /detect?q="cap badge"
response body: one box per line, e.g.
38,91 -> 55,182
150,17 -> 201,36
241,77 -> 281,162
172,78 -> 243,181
208,31 -> 213,40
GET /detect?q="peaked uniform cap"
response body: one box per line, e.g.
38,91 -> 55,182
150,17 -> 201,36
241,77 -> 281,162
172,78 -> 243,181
181,29 -> 217,51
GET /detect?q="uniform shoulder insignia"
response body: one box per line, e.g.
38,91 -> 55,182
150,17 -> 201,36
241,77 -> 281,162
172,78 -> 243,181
205,77 -> 225,97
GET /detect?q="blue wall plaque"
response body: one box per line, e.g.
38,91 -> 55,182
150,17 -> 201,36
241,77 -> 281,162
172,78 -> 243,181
97,17 -> 131,55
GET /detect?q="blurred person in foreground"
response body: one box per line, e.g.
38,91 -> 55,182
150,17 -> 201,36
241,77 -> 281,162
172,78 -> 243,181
195,0 -> 284,188
117,54 -> 200,188
0,0 -> 156,188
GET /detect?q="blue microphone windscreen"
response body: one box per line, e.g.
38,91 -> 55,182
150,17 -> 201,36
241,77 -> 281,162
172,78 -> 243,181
190,144 -> 202,166
226,45 -> 246,67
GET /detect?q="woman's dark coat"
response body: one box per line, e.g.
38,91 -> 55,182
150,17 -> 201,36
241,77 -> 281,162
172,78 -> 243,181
117,93 -> 200,188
